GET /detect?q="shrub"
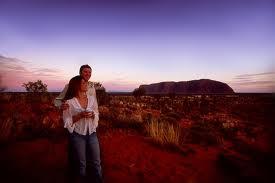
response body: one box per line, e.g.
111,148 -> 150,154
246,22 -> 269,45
22,80 -> 48,92
96,88 -> 109,106
186,119 -> 225,145
145,118 -> 180,147
113,113 -> 144,131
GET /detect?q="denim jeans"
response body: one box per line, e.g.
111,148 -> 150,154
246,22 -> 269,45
69,131 -> 102,183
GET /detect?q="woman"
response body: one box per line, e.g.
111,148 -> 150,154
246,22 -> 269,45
63,75 -> 102,183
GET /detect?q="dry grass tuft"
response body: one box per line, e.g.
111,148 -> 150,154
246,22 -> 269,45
145,119 -> 181,147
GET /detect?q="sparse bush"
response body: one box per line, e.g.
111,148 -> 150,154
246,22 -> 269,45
92,81 -> 109,105
113,112 -> 144,131
145,118 -> 181,147
22,80 -> 48,92
99,106 -> 144,131
186,119 -> 225,145
96,88 -> 109,106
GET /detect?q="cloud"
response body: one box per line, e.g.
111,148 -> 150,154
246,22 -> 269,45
0,55 -> 29,63
0,55 -> 139,92
0,55 -> 28,73
0,55 -> 67,91
32,68 -> 62,74
234,80 -> 274,86
235,72 -> 275,79
230,71 -> 275,93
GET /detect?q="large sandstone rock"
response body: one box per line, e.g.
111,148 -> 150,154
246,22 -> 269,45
139,79 -> 234,94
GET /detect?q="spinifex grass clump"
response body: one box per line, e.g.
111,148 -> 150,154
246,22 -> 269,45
146,118 -> 180,147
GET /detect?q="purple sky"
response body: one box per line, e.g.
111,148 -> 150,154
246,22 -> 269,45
0,0 -> 274,92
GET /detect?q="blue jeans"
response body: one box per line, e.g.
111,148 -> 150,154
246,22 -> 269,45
69,131 -> 102,183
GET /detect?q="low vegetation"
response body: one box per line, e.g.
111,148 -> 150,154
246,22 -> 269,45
145,118 -> 181,147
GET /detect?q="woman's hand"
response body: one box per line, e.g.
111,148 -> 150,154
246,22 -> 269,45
81,111 -> 95,119
73,111 -> 95,123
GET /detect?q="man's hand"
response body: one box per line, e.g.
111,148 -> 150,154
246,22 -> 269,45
61,102 -> 69,111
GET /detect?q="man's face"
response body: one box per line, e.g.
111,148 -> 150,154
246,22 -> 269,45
80,68 -> 92,81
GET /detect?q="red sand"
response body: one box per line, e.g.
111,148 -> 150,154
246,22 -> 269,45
100,129 -> 224,183
0,129 -> 227,183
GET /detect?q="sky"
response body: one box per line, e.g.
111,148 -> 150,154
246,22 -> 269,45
0,0 -> 274,92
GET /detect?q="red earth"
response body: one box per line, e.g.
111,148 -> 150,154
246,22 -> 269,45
0,128 -> 232,183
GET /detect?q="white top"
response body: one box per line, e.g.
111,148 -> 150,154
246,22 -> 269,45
63,95 -> 99,135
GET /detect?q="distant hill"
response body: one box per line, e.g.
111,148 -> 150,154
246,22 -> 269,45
138,79 -> 234,94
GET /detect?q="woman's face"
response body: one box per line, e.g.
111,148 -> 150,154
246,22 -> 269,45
80,79 -> 88,92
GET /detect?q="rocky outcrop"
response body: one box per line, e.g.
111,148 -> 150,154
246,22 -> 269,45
139,79 -> 234,94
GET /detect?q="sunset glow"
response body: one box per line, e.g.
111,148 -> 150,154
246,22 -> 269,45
0,0 -> 274,92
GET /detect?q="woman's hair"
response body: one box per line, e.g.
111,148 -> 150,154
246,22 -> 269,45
64,75 -> 84,100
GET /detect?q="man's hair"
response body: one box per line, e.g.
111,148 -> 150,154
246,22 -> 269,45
79,64 -> 92,74
64,75 -> 84,100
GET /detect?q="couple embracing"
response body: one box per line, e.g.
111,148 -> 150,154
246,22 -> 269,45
54,65 -> 102,183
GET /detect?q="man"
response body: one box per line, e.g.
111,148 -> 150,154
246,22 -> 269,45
54,64 -> 99,182
54,64 -> 97,111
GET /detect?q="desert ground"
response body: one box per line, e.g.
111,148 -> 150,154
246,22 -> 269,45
0,93 -> 274,183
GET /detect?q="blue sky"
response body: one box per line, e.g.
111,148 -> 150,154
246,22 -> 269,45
0,0 -> 274,92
